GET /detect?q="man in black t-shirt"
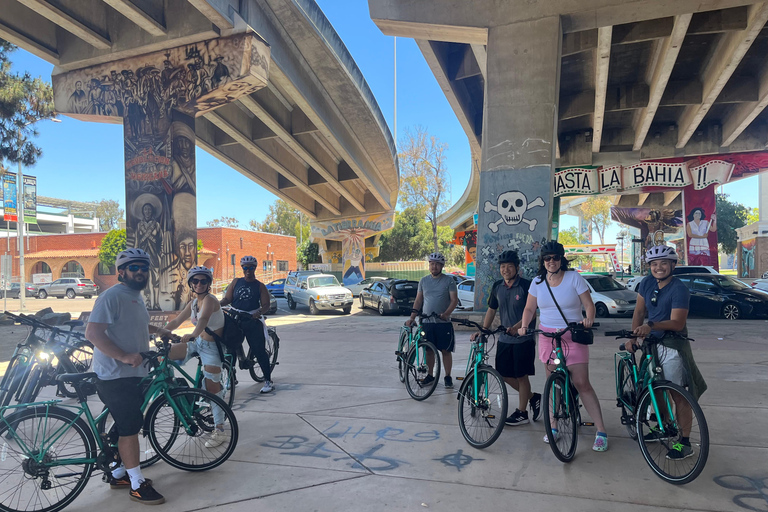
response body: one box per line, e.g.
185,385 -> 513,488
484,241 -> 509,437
471,251 -> 541,425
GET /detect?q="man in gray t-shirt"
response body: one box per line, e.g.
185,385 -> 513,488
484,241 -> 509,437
406,253 -> 458,388
85,249 -> 172,503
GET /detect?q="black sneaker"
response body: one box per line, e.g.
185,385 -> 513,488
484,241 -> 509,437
444,376 -> 453,388
529,392 -> 542,422
129,481 -> 165,505
238,358 -> 254,371
421,375 -> 435,386
643,425 -> 677,443
666,442 -> 694,460
107,474 -> 152,490
505,409 -> 530,426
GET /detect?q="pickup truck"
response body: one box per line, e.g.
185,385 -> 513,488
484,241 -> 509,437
284,272 -> 354,314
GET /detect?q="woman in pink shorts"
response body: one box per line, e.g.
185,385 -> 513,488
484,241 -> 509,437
519,241 -> 608,452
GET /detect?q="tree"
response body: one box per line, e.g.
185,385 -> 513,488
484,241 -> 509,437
376,207 -> 431,261
716,193 -> 749,254
579,196 -> 612,244
197,239 -> 203,251
746,207 -> 759,225
98,229 -> 126,268
297,240 -> 320,268
250,199 -> 309,241
206,216 -> 239,228
398,126 -> 451,252
94,199 -> 124,232
0,40 -> 55,166
557,226 -> 580,245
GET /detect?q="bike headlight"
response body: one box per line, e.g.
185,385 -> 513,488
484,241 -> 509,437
37,351 -> 50,360
553,358 -> 561,365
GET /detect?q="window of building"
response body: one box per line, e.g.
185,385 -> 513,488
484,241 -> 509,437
277,260 -> 289,272
98,262 -> 115,275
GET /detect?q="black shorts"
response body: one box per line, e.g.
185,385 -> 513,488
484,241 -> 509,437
421,322 -> 455,352
495,338 -> 536,379
96,377 -> 144,437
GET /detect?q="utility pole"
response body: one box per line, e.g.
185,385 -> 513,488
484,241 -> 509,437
16,130 -> 25,313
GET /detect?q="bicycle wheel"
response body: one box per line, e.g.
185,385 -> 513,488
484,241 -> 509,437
220,360 -> 236,407
18,364 -> 45,404
248,330 -> 279,382
397,329 -> 409,383
145,388 -> 239,471
95,406 -> 164,469
617,358 -> 638,440
0,406 -> 96,512
2,359 -> 33,407
636,381 -> 709,484
0,356 -> 22,407
404,341 -> 440,401
457,366 -> 508,449
543,372 -> 579,462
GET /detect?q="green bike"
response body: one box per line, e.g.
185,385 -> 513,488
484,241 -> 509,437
608,329 -> 709,484
451,318 -> 508,449
0,341 -> 239,512
397,313 -> 441,400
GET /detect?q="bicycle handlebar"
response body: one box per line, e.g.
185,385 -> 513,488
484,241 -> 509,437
449,317 -> 507,336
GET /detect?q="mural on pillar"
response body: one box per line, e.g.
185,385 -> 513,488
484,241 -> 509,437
310,213 -> 395,285
741,238 -> 756,278
51,34 -> 270,311
476,167 -> 552,311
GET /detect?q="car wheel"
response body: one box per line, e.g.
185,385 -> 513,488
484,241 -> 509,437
595,303 -> 610,318
722,303 -> 741,320
342,305 -> 351,315
457,298 -> 462,308
378,301 -> 387,316
359,296 -> 365,309
66,289 -> 76,299
84,295 -> 92,299
309,299 -> 319,315
287,295 -> 296,310
38,290 -> 47,299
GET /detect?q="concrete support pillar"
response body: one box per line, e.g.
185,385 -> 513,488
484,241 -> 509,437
475,17 -> 561,309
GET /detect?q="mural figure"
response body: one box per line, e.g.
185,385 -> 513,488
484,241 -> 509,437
171,122 -> 196,194
686,207 -> 717,266
484,191 -> 545,232
68,81 -> 87,114
134,195 -> 162,309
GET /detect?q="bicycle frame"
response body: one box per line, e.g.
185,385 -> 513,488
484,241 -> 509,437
463,336 -> 488,405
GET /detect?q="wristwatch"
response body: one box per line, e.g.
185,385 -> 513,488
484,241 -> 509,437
647,321 -> 655,329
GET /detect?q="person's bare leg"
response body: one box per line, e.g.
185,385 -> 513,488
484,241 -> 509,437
569,363 -> 606,433
118,435 -> 139,469
517,375 -> 532,412
442,350 -> 452,377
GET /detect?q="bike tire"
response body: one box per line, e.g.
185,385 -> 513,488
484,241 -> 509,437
145,388 -> 239,471
636,381 -> 709,485
543,371 -> 579,463
397,329 -> 409,383
18,364 -> 44,404
0,356 -> 24,407
0,405 -> 96,512
404,341 -> 440,401
4,359 -> 34,407
617,358 -> 638,440
248,330 -> 279,382
95,406 -> 164,469
457,366 -> 508,449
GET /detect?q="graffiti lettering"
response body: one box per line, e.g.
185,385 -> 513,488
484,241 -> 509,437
338,444 -> 407,471
714,475 -> 768,512
433,449 -> 484,472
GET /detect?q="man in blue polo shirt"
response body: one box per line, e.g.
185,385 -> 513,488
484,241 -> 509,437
472,250 -> 541,425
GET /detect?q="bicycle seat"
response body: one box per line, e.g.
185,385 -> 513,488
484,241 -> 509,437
55,372 -> 97,383
64,320 -> 84,328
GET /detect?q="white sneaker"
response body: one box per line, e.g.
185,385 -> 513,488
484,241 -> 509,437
543,430 -> 559,443
205,429 -> 230,448
260,380 -> 274,393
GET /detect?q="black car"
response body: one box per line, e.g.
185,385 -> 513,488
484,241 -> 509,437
360,279 -> 418,315
676,274 -> 768,320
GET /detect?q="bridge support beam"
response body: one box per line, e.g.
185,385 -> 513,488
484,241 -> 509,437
475,16 -> 561,310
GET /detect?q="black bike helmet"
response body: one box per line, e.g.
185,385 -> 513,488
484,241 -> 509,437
541,241 -> 565,256
498,250 -> 520,265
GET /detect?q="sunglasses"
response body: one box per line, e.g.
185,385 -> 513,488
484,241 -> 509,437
127,264 -> 150,272
543,255 -> 562,262
241,266 -> 256,272
190,278 -> 210,285
650,289 -> 660,307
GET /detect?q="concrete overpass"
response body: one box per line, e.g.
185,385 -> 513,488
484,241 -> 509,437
1,0 -> 399,307
370,0 -> 768,305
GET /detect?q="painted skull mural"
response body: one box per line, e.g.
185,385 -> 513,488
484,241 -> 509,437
483,190 -> 545,232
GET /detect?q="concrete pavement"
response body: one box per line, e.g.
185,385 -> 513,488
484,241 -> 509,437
2,300 -> 766,511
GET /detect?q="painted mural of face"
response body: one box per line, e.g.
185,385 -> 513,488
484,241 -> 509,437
174,135 -> 193,159
142,203 -> 154,221
178,238 -> 195,270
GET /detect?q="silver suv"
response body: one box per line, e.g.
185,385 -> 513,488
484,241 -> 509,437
38,278 -> 99,299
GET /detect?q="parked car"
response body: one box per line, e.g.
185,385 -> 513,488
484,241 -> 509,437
360,279 -> 418,315
4,282 -> 39,299
284,273 -> 353,314
626,265 -> 720,291
448,274 -> 467,287
266,278 -> 286,298
345,276 -> 388,297
457,279 -> 475,310
264,292 -> 278,315
582,274 -> 637,317
676,273 -> 768,320
750,278 -> 768,293
37,278 -> 99,299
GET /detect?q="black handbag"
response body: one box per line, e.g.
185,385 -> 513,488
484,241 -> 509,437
544,277 -> 594,345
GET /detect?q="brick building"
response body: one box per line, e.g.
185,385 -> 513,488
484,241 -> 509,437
4,227 -> 296,291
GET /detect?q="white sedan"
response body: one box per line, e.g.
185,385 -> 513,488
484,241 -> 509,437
457,278 -> 475,310
750,278 -> 768,293
345,276 -> 388,297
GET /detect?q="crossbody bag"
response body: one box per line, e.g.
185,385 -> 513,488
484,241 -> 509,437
544,277 -> 594,345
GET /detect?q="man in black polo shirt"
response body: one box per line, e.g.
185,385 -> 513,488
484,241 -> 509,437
472,250 -> 541,425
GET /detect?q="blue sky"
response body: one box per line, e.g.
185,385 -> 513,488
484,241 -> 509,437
5,0 -> 759,242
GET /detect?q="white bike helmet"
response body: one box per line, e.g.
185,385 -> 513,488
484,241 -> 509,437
240,255 -> 258,266
115,248 -> 151,269
645,245 -> 678,263
187,266 -> 213,285
427,252 -> 446,265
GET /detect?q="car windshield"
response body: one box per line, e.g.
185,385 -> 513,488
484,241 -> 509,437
586,276 -> 625,292
715,276 -> 750,291
308,276 -> 340,288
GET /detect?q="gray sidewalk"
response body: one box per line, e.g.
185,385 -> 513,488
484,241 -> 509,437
48,310 -> 768,511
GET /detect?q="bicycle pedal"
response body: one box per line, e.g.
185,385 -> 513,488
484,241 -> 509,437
486,415 -> 495,419
581,422 -> 595,427
456,377 -> 464,381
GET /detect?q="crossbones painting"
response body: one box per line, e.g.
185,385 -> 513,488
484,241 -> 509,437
484,190 -> 545,232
